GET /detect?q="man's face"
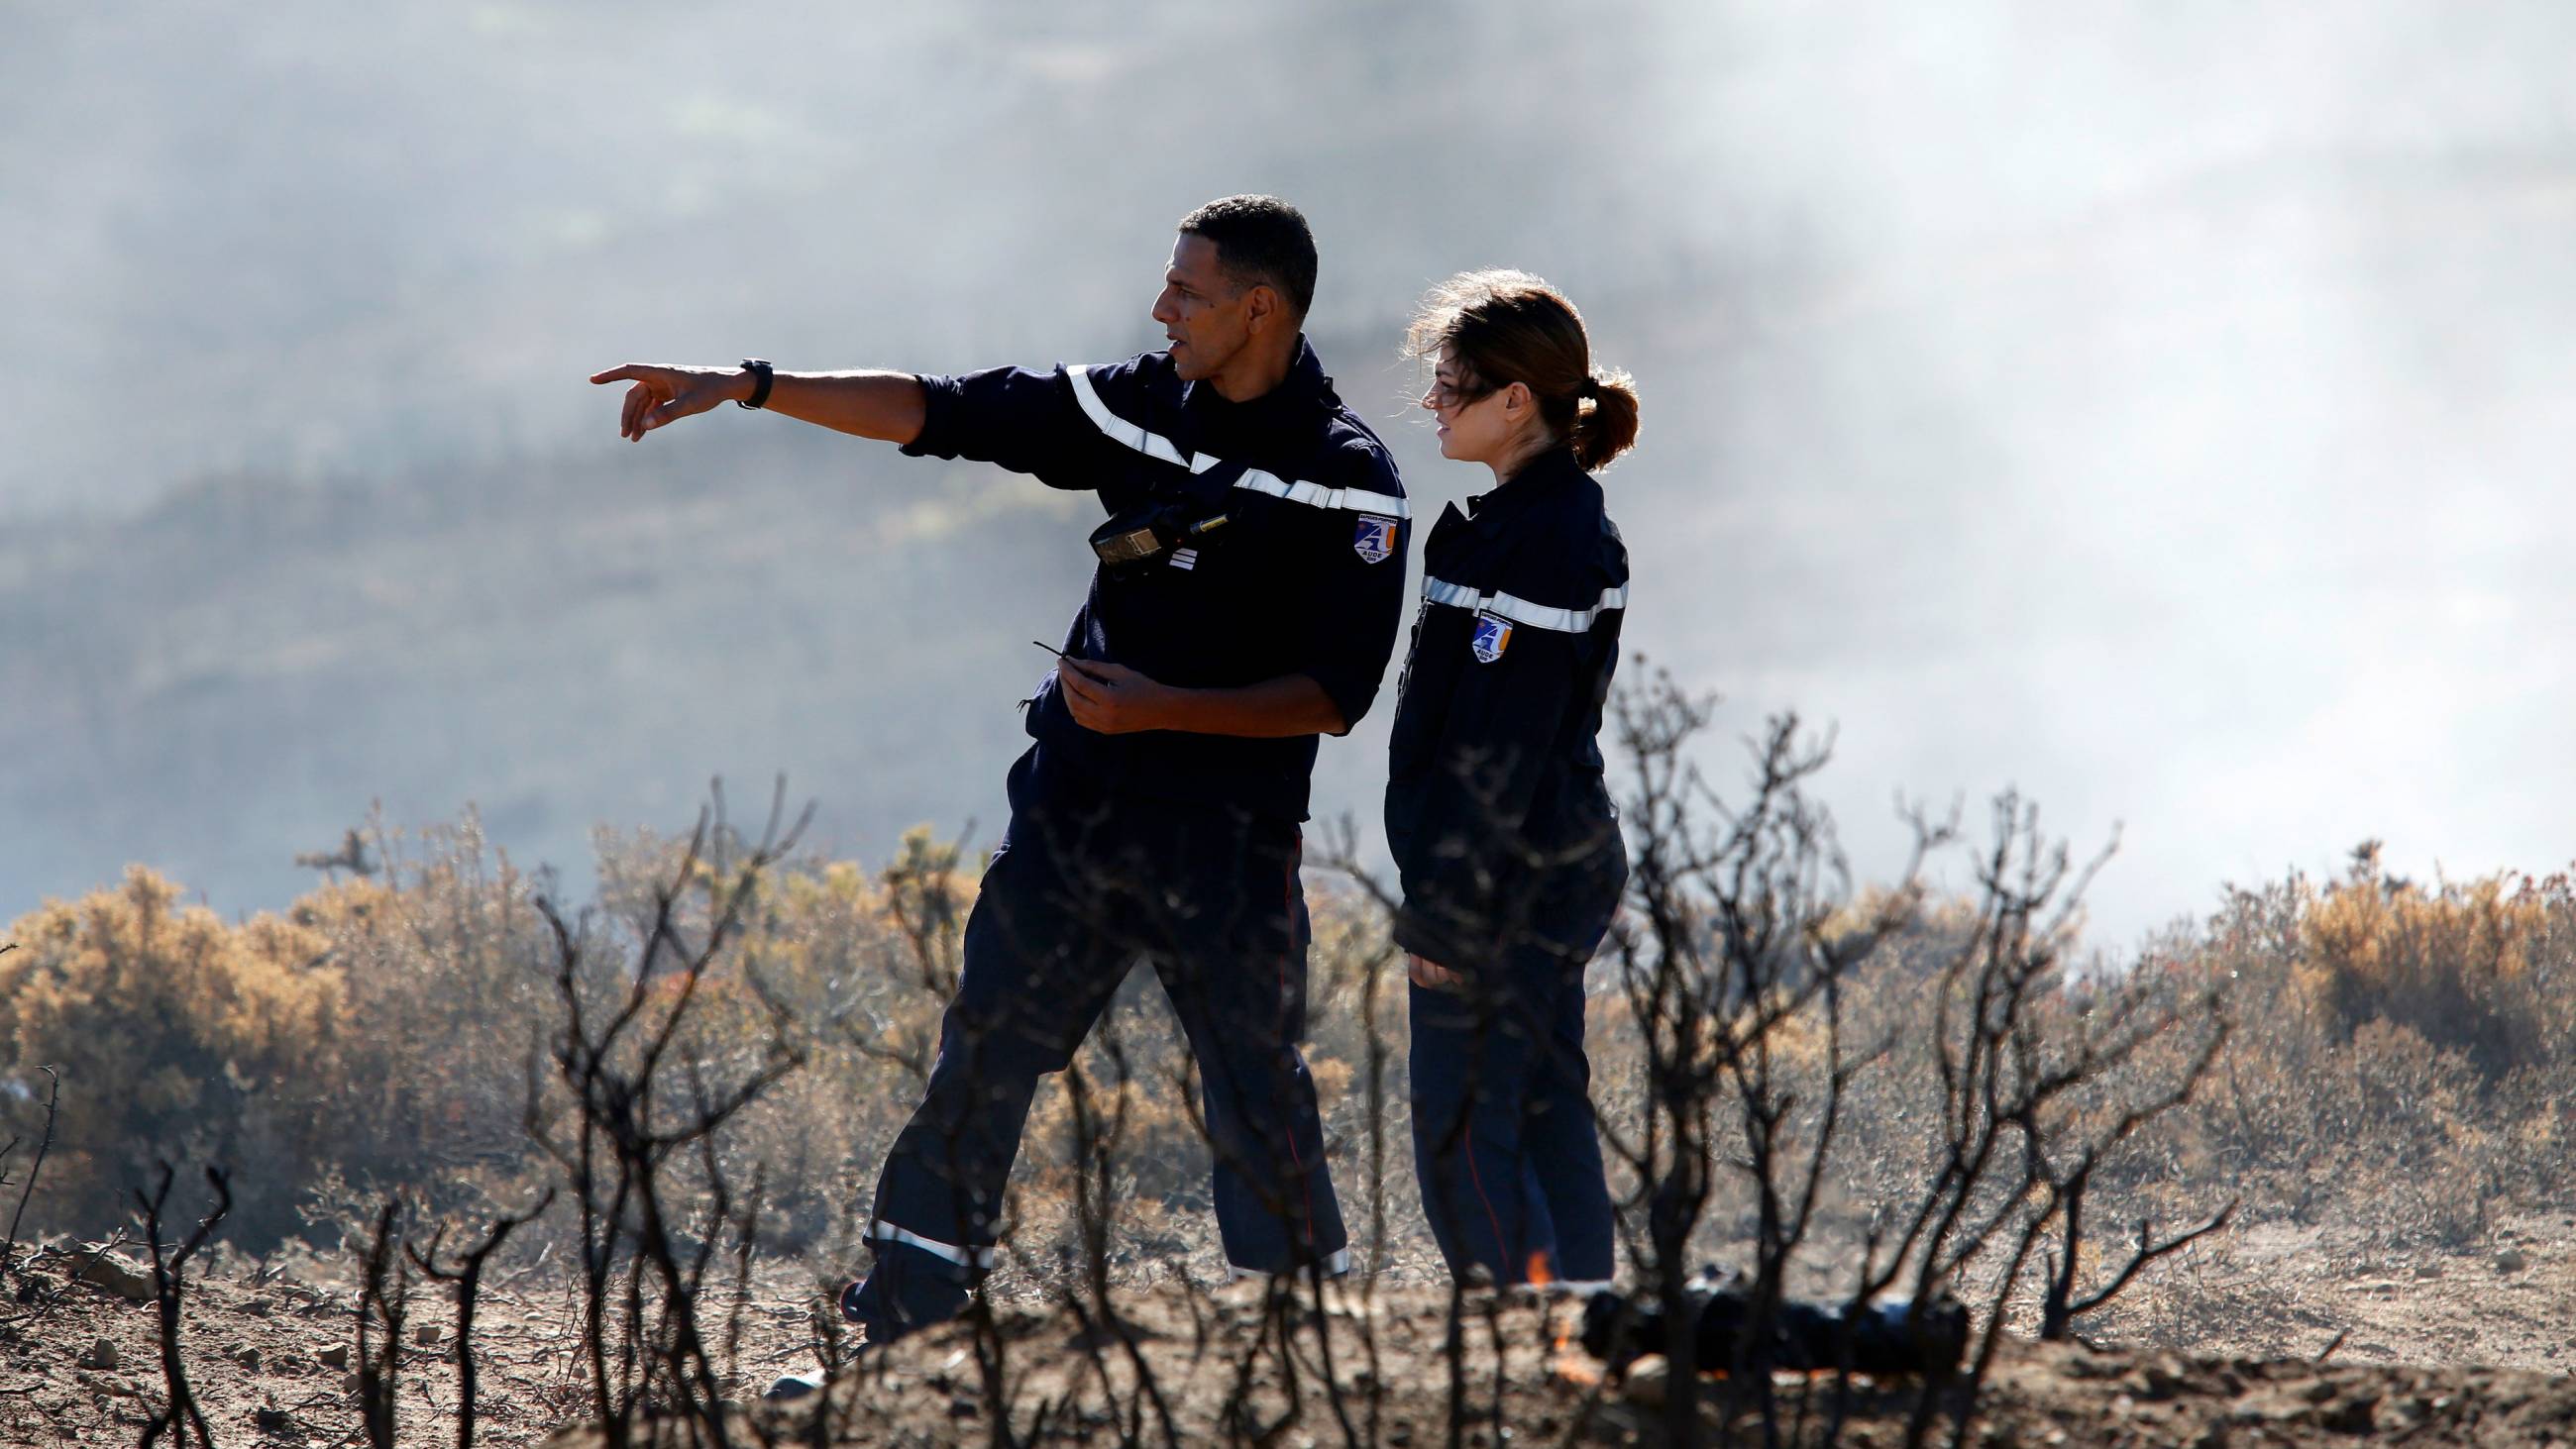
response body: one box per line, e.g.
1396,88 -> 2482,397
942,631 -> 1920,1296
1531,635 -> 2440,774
1152,234 -> 1254,382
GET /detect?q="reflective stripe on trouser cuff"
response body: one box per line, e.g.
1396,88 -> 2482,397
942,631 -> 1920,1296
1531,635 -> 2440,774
1064,365 -> 1408,519
1227,1246 -> 1353,1280
867,1219 -> 996,1270
1422,576 -> 1627,633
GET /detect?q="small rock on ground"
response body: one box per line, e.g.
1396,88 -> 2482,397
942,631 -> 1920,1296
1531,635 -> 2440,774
74,1253 -> 154,1303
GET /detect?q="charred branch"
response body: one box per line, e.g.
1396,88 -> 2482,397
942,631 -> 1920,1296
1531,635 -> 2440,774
135,1162 -> 230,1449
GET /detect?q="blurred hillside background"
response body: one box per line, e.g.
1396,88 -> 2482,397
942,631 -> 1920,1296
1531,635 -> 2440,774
5,0 -> 2574,943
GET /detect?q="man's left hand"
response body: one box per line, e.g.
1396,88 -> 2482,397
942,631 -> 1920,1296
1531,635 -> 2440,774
1056,658 -> 1172,735
1408,954 -> 1463,990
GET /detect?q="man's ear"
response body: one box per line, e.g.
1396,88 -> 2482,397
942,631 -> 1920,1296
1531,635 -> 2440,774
1242,282 -> 1282,336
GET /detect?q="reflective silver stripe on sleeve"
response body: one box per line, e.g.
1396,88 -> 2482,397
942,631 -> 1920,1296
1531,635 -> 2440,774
1066,363 -> 1192,469
1065,364 -> 1407,518
1421,576 -> 1628,633
1233,469 -> 1410,520
867,1218 -> 996,1270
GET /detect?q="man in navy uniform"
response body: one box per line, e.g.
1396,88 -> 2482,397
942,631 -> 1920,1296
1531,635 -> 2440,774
592,196 -> 1408,1363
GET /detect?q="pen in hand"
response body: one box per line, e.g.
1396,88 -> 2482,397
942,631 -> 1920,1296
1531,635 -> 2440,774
1035,641 -> 1105,675
1035,640 -> 1107,685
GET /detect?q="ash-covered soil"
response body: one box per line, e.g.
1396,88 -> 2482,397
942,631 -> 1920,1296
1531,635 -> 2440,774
10,1212 -> 2576,1447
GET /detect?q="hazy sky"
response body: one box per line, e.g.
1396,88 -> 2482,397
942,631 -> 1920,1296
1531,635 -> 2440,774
7,2 -> 2575,947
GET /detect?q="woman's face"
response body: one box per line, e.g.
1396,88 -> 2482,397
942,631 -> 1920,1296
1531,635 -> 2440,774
1421,350 -> 1522,467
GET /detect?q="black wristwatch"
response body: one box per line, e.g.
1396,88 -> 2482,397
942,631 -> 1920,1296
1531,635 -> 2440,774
736,358 -> 775,410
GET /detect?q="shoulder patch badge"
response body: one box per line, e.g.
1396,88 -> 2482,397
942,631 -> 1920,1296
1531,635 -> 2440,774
1470,611 -> 1513,664
1352,514 -> 1397,565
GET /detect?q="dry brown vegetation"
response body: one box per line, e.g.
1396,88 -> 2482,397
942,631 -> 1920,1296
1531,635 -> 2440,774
10,791 -> 2561,1296
5,686 -> 2576,1445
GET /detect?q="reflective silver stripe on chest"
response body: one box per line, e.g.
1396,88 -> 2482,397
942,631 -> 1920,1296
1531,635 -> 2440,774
1421,575 -> 1628,633
1067,363 -> 1408,519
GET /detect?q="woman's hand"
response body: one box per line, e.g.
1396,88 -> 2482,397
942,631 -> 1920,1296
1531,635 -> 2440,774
1408,954 -> 1461,989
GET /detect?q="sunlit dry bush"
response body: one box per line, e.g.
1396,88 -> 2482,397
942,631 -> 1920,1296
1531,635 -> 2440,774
694,863 -> 906,1215
2295,844 -> 2576,1083
549,821 -> 975,1254
2165,960 -> 2451,1242
0,811 -> 968,1257
2114,845 -> 2576,1251
0,814 -> 601,1250
0,869 -> 345,1243
19,775 -> 2576,1385
293,814 -> 560,1218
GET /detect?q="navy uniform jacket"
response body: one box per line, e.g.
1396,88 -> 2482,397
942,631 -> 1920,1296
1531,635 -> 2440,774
904,338 -> 1410,822
1384,447 -> 1629,965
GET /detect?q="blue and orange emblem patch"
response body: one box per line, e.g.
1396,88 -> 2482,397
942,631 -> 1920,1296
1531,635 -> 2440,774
1470,611 -> 1512,664
1352,515 -> 1397,565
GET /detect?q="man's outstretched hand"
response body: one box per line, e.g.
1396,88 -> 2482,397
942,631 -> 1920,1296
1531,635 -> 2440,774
590,363 -> 749,441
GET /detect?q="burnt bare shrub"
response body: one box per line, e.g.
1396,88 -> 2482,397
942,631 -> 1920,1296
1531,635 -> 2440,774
707,831 -> 965,1252
1581,693 -> 1921,1442
0,1061 -> 56,1282
406,1187 -> 556,1449
135,1161 -> 231,1449
522,779 -> 810,1439
1582,675 -> 2229,1447
355,1196 -> 415,1448
33,685 -> 2576,1445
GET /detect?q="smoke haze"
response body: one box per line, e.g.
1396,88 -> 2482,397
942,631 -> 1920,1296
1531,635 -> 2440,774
7,2 -> 2575,946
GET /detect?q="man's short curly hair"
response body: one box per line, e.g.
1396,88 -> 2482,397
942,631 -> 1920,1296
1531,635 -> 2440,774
1178,195 -> 1318,321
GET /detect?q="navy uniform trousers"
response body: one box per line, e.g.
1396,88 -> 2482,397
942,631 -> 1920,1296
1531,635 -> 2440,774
1407,853 -> 1624,1290
846,748 -> 1349,1340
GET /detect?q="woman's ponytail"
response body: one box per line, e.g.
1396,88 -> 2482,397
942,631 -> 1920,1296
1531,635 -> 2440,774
1570,367 -> 1640,470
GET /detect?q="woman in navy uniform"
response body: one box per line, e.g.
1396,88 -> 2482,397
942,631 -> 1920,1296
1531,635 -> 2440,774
1387,270 -> 1638,1291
